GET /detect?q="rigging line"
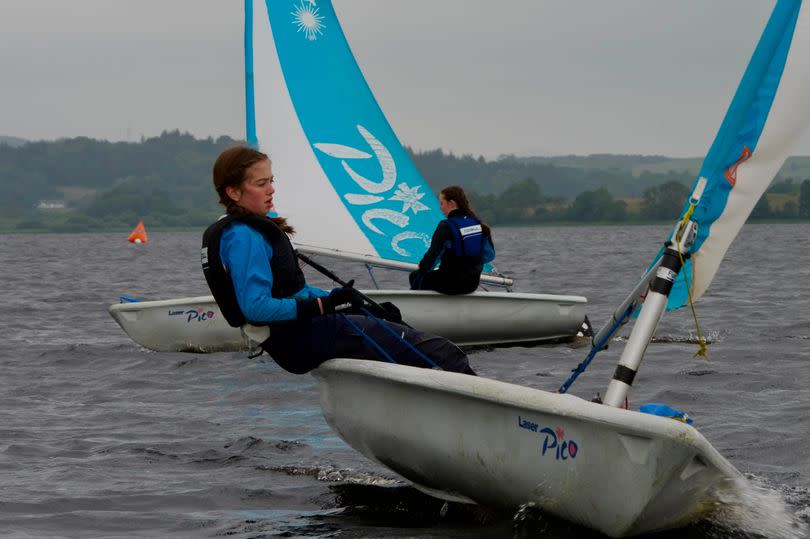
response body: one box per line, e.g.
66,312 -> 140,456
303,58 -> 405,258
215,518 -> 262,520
364,264 -> 380,289
675,204 -> 709,360
339,313 -> 398,365
558,256 -> 662,394
677,248 -> 709,360
358,306 -> 441,370
558,303 -> 634,394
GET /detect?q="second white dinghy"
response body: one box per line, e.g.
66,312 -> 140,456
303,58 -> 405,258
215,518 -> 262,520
313,1 -> 810,536
108,290 -> 587,353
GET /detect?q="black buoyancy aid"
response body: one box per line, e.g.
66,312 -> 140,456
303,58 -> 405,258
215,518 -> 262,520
201,213 -> 306,328
446,215 -> 484,257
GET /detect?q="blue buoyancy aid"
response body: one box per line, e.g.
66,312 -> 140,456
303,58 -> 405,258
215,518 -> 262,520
446,215 -> 484,257
201,213 -> 306,328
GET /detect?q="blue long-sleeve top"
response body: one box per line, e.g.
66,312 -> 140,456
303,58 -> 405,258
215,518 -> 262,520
219,222 -> 328,323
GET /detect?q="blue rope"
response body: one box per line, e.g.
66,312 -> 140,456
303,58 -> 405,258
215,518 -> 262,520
364,264 -> 380,290
558,303 -> 634,394
359,307 -> 441,369
339,313 -> 398,365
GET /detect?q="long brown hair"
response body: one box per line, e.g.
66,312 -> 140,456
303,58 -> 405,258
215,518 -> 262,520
440,185 -> 490,236
212,145 -> 294,234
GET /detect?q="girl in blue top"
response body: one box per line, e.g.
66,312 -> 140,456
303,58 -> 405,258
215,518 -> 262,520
202,146 -> 475,375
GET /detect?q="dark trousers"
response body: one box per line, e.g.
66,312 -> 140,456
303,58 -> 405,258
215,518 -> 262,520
263,314 -> 475,376
409,269 -> 479,295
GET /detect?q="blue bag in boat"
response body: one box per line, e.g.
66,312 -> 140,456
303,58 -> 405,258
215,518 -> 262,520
639,403 -> 694,425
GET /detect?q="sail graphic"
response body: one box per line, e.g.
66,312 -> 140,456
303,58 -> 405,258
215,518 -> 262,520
666,0 -> 810,309
246,0 -> 447,265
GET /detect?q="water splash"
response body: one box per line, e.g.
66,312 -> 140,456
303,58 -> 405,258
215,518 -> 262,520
512,501 -> 545,530
614,329 -> 723,345
706,475 -> 806,539
266,463 -> 401,486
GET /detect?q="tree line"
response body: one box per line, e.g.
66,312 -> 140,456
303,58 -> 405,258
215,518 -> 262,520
1,131 -> 808,232
469,176 -> 810,225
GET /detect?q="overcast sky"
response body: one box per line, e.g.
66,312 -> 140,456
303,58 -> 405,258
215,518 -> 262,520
4,0 -> 808,158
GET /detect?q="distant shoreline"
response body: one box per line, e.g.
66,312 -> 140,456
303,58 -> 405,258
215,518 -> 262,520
4,219 -> 809,236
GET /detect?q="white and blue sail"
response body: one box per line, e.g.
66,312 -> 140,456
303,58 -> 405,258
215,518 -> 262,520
564,0 -> 810,394
667,0 -> 810,309
246,0 -> 450,266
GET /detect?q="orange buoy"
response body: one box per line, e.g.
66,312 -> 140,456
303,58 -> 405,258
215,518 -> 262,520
127,220 -> 148,244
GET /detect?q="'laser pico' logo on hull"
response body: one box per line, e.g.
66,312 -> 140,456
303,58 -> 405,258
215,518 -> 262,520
169,307 -> 215,323
518,415 -> 579,461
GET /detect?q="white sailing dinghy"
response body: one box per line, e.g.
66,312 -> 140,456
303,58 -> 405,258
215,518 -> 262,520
108,289 -> 585,353
313,1 -> 810,536
108,0 -> 587,353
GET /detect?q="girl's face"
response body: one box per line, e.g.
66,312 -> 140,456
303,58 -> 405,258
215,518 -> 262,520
226,158 -> 275,216
439,193 -> 457,217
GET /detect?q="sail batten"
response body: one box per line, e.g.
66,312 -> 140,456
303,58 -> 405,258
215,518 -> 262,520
667,0 -> 810,309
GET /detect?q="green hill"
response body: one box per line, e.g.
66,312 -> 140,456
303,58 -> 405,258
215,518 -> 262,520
0,132 -> 808,231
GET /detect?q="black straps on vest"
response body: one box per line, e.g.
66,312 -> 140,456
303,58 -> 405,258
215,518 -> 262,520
201,213 -> 306,328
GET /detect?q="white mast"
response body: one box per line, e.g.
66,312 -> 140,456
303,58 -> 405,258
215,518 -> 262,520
602,180 -> 706,408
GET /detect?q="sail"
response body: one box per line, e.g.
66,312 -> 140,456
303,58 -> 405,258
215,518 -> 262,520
127,220 -> 148,244
667,0 -> 810,309
246,0 -> 449,266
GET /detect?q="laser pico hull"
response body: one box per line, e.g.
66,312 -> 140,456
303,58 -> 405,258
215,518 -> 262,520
108,290 -> 587,353
312,359 -> 742,537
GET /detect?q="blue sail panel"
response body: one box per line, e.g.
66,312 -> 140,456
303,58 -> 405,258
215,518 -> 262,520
250,0 -> 443,264
666,0 -> 809,309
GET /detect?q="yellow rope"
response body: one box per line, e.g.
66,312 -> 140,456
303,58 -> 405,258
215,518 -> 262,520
675,205 -> 709,360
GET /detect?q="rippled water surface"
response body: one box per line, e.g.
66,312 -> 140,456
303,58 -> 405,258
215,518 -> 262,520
1,224 -> 808,538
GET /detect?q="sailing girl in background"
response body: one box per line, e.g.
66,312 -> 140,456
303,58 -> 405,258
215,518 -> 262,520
202,146 -> 476,375
409,186 -> 495,295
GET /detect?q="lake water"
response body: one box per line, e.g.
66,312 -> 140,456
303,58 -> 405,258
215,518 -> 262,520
1,223 -> 808,538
